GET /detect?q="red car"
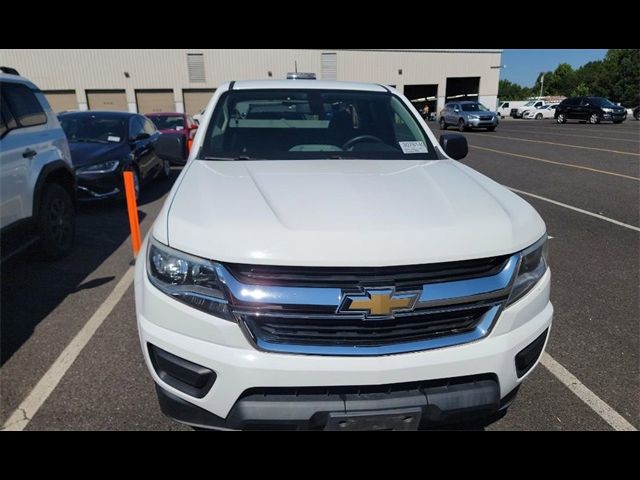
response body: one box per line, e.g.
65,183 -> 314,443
145,112 -> 198,164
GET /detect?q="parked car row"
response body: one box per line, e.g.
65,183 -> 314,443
500,95 -> 634,124
0,67 -> 190,262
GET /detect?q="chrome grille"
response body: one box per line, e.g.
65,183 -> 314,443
215,254 -> 519,356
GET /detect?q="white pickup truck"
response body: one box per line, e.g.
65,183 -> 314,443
511,99 -> 549,119
137,79 -> 553,430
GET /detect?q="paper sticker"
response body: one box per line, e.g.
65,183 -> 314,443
399,141 -> 428,154
107,136 -> 121,143
175,126 -> 184,131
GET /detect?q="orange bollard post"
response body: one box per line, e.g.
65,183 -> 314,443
123,170 -> 142,256
187,138 -> 193,153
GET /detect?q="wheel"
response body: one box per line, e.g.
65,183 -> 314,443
458,119 -> 467,132
556,113 -> 566,124
439,117 -> 447,130
486,126 -> 496,132
535,113 -> 543,120
589,113 -> 600,124
37,183 -> 75,259
634,111 -> 639,121
160,158 -> 171,180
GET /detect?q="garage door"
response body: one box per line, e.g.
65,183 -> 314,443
44,90 -> 77,112
183,89 -> 215,115
86,90 -> 127,111
136,89 -> 175,114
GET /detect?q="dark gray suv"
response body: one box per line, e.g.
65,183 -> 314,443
439,101 -> 499,132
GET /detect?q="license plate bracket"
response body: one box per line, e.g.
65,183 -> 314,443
324,407 -> 422,431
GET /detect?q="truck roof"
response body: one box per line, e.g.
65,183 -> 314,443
229,80 -> 389,92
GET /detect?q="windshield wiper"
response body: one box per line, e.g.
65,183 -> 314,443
72,138 -> 109,144
202,155 -> 265,161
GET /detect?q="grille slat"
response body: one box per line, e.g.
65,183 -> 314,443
242,307 -> 485,347
224,255 -> 509,288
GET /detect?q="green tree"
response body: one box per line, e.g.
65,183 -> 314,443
571,82 -> 590,97
498,79 -> 532,100
603,49 -> 640,106
575,61 -> 610,98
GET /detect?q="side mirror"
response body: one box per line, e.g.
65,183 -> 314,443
156,132 -> 186,163
439,134 -> 468,160
131,132 -> 150,142
453,108 -> 460,113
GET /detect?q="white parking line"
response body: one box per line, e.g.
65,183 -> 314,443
541,353 -> 637,431
496,128 -> 640,143
471,145 -> 640,181
467,132 -> 640,156
1,267 -> 135,431
508,187 -> 640,232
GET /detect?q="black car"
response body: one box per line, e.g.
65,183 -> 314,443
59,111 -> 171,200
554,96 -> 627,124
633,106 -> 639,121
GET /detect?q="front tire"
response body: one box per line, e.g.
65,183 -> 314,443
439,117 -> 447,130
458,119 -> 467,132
535,113 -> 543,120
556,113 -> 566,124
589,113 -> 600,124
38,183 -> 75,259
160,158 -> 171,180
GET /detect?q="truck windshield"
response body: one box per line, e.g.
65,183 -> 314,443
201,89 -> 438,160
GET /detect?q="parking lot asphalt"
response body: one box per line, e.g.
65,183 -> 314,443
1,118 -> 638,431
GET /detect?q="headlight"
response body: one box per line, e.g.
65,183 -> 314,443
77,159 -> 120,175
602,108 -> 613,113
468,114 -> 479,120
147,238 -> 232,320
507,235 -> 549,306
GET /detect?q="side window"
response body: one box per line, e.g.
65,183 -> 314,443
2,82 -> 47,128
0,107 -> 6,137
143,118 -> 156,134
503,102 -> 509,109
129,116 -> 145,139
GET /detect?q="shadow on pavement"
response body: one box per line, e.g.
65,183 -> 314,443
0,170 -> 178,365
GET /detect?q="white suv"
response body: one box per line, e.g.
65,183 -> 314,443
136,80 -> 552,430
1,68 -> 76,260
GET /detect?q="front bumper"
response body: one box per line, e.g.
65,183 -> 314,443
467,117 -> 499,128
602,113 -> 626,122
135,239 -> 553,428
76,171 -> 123,200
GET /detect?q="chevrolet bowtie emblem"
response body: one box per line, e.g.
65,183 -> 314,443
339,288 -> 420,319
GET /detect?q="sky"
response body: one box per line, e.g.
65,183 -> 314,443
501,49 -> 608,87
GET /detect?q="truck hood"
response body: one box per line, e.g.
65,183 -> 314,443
163,159 -> 545,266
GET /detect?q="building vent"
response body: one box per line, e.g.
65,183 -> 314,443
321,53 -> 337,80
187,54 -> 206,83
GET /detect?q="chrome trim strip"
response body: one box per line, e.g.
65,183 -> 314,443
415,254 -> 518,307
77,186 -> 120,198
216,254 -> 519,310
216,266 -> 342,307
252,305 -> 501,356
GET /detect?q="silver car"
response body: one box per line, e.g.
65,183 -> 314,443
439,101 -> 499,132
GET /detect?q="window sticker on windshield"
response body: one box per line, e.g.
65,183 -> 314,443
107,136 -> 121,143
399,141 -> 428,154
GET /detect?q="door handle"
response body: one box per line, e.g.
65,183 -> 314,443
22,148 -> 37,159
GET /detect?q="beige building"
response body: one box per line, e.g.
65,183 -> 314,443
2,49 -> 503,116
